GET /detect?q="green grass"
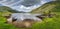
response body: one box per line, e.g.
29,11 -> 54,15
0,17 -> 16,29
0,1 -> 60,29
0,13 -> 60,29
32,16 -> 60,29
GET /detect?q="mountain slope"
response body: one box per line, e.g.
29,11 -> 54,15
0,6 -> 22,13
31,1 -> 60,14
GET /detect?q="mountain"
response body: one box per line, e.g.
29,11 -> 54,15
0,6 -> 24,13
0,6 -> 28,16
31,1 -> 60,14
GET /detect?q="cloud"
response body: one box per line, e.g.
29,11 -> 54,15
41,0 -> 47,4
0,0 -> 54,12
0,4 -> 3,6
41,0 -> 53,4
10,5 -> 41,12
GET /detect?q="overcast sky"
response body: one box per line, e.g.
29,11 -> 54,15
0,0 -> 54,12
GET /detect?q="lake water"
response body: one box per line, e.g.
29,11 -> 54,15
11,13 -> 42,21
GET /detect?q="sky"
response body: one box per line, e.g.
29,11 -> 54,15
0,0 -> 55,12
0,4 -> 3,6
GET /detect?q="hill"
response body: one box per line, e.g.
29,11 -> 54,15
0,6 -> 26,16
0,0 -> 60,29
0,6 -> 22,13
31,1 -> 60,14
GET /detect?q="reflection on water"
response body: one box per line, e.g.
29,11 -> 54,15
11,13 -> 42,21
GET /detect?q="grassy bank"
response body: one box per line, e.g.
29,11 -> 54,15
0,12 -> 60,29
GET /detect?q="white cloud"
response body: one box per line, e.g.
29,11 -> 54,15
41,0 -> 47,4
0,0 -> 54,12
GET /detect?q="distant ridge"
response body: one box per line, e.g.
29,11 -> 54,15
31,1 -> 60,14
0,6 -> 25,13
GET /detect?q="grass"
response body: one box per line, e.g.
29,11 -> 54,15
0,12 -> 60,29
0,1 -> 60,29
